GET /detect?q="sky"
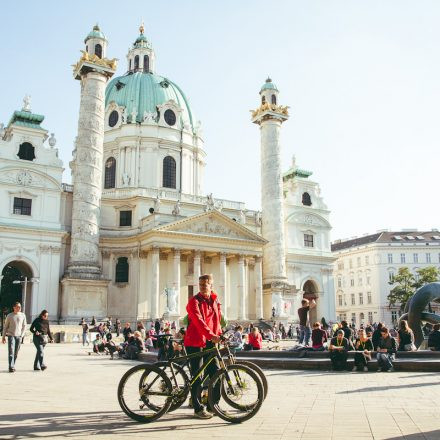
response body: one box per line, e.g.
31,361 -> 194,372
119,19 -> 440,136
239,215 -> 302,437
0,1 -> 439,240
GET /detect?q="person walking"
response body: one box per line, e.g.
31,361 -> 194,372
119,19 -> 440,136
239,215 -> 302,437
30,310 -> 53,371
376,326 -> 397,372
2,302 -> 27,372
184,274 -> 222,419
353,329 -> 373,372
297,298 -> 316,346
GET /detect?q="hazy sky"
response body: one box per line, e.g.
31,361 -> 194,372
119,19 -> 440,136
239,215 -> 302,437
1,1 -> 438,240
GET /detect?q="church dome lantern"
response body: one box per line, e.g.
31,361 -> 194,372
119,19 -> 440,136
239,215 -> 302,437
260,77 -> 279,106
126,23 -> 155,74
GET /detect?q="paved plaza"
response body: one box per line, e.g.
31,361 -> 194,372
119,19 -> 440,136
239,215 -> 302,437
0,343 -> 439,440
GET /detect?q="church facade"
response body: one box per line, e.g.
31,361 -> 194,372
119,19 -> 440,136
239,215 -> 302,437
0,25 -> 335,325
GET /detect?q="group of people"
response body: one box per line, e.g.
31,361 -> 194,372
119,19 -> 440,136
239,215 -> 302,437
2,302 -> 53,372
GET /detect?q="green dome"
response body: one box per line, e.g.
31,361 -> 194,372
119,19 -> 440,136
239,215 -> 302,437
85,25 -> 106,43
105,72 -> 195,129
260,77 -> 278,92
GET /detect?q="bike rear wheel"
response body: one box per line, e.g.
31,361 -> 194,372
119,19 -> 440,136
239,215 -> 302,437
118,364 -> 172,423
208,364 -> 263,423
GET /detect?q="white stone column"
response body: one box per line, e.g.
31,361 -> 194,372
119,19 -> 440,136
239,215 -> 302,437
173,249 -> 181,315
254,256 -> 263,319
259,118 -> 287,283
151,247 -> 160,319
68,71 -> 110,277
193,250 -> 201,288
237,255 -> 246,320
130,146 -> 136,186
219,253 -> 227,316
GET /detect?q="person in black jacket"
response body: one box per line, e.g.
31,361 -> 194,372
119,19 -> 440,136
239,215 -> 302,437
340,321 -> 352,341
329,330 -> 351,371
428,324 -> 440,351
376,326 -> 397,372
372,322 -> 383,350
30,310 -> 53,371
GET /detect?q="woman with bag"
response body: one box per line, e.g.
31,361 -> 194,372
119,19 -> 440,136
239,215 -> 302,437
353,328 -> 373,372
397,320 -> 416,351
30,309 -> 53,371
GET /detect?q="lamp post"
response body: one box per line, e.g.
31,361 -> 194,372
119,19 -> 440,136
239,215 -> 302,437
12,277 -> 39,319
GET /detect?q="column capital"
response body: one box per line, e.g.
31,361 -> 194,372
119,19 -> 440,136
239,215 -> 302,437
193,250 -> 201,258
255,255 -> 263,263
219,252 -> 227,262
238,254 -> 245,263
151,246 -> 160,255
173,248 -> 181,257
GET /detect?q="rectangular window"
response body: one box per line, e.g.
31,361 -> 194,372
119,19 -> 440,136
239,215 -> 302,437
426,253 -> 431,263
358,277 -> 363,286
119,210 -> 132,227
391,311 -> 398,323
351,313 -> 356,324
368,311 -> 373,323
400,253 -> 406,264
366,276 -> 371,286
338,295 -> 343,306
413,253 -> 418,263
350,278 -> 354,287
349,259 -> 353,269
13,197 -> 32,215
389,272 -> 394,282
337,278 -> 342,288
351,293 -> 355,305
365,256 -> 369,265
338,262 -> 344,270
388,253 -> 393,264
357,257 -> 361,267
359,292 -> 363,305
304,234 -> 314,247
367,292 -> 372,304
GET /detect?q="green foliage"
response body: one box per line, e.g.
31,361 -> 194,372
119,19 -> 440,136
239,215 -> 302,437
387,266 -> 440,309
0,265 -> 22,313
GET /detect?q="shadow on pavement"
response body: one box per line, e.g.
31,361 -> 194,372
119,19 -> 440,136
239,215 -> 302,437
337,381 -> 439,394
385,429 -> 440,439
0,411 -> 227,438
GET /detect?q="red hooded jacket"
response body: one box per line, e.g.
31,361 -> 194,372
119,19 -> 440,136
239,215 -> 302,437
184,292 -> 222,348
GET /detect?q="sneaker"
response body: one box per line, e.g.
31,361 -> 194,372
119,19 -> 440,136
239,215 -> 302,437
363,367 -> 369,372
386,367 -> 395,373
352,366 -> 357,372
34,367 -> 41,371
194,409 -> 213,419
9,367 -> 15,373
41,366 -> 47,371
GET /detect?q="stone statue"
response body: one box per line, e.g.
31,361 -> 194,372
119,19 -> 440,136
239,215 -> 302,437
255,211 -> 262,226
399,282 -> 440,348
172,200 -> 181,216
122,172 -> 131,186
163,287 -> 178,314
154,195 -> 161,213
205,193 -> 215,212
0,123 -> 5,138
272,292 -> 286,318
22,95 -> 31,112
239,210 -> 246,224
122,107 -> 128,123
48,133 -> 57,147
131,108 -> 137,124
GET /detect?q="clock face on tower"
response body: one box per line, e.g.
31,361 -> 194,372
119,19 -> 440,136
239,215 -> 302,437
164,109 -> 176,126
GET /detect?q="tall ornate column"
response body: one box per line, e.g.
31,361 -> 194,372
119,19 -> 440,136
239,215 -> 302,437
237,255 -> 246,320
60,26 -> 117,322
173,249 -> 181,315
151,247 -> 160,319
219,253 -> 227,316
193,250 -> 201,287
254,256 -> 263,319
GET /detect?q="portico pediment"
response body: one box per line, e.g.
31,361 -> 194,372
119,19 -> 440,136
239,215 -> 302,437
154,210 -> 266,243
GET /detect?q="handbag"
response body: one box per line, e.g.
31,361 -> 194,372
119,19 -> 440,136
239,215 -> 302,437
404,343 -> 416,351
41,334 -> 49,344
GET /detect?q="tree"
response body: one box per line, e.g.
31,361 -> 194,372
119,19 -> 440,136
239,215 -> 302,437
413,266 -> 440,290
387,267 -> 415,310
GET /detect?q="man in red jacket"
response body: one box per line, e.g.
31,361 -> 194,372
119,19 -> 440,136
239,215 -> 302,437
184,274 -> 222,419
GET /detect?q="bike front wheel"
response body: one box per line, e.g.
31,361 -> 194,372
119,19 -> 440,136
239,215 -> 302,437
208,364 -> 264,423
118,364 -> 172,423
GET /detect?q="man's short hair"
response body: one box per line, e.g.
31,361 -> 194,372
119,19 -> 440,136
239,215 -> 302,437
301,299 -> 309,306
433,324 -> 440,331
199,274 -> 213,282
336,329 -> 344,336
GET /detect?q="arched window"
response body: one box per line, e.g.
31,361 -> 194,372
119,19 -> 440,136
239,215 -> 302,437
95,44 -> 102,59
302,192 -> 312,206
162,156 -> 176,188
104,157 -> 116,189
261,96 -> 266,104
115,257 -> 129,283
134,55 -> 139,71
129,59 -> 132,71
143,55 -> 149,73
17,142 -> 35,161
271,94 -> 277,105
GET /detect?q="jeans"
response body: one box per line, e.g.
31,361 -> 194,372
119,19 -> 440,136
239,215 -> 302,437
299,325 -> 311,345
33,337 -> 45,369
376,352 -> 395,370
186,342 -> 220,413
82,333 -> 89,346
7,336 -> 22,369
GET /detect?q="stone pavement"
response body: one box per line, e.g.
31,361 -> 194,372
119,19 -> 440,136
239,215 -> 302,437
0,343 -> 439,440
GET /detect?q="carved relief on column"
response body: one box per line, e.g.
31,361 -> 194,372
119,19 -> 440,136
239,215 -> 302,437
173,249 -> 181,315
151,246 -> 160,319
254,256 -> 263,319
237,255 -> 246,320
193,250 -> 201,286
219,253 -> 227,317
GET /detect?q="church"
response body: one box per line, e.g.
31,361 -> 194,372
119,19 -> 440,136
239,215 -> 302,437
0,25 -> 335,325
